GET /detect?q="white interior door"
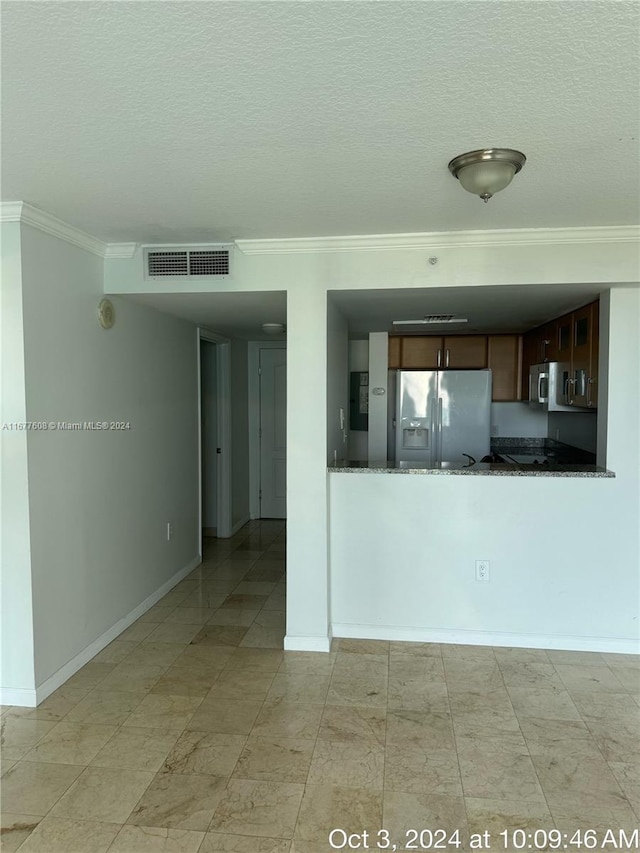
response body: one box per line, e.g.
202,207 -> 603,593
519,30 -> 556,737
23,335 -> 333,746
260,348 -> 286,518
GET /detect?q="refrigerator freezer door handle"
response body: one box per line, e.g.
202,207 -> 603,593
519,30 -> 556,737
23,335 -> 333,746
437,397 -> 443,465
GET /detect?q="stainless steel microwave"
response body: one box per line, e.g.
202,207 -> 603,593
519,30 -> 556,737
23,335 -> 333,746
529,362 -> 591,412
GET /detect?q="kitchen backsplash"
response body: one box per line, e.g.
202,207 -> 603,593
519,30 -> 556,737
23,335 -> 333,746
548,411 -> 597,454
490,402 -> 548,438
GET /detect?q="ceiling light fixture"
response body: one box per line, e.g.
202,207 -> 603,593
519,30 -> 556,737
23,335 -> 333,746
448,148 -> 526,203
262,322 -> 285,335
392,315 -> 468,326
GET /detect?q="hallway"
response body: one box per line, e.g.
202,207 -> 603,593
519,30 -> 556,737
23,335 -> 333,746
1,521 -> 639,851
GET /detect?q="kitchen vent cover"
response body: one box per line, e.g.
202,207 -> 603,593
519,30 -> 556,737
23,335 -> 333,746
145,247 -> 231,278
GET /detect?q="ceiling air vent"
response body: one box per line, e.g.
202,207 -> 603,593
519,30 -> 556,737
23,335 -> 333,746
145,246 -> 231,278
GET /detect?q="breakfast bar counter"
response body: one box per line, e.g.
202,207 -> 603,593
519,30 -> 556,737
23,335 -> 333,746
329,460 -> 614,477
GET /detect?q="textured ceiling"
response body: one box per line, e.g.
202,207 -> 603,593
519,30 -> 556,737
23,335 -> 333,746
2,2 -> 639,243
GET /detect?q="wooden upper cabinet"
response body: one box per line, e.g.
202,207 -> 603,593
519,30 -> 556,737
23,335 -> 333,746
400,336 -> 443,369
443,336 -> 487,369
388,336 -> 401,369
571,301 -> 598,408
556,314 -> 572,362
488,335 -> 522,401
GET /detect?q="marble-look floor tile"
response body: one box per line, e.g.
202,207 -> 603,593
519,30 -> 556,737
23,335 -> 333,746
333,653 -> 389,679
0,717 -> 58,759
99,664 -> 167,694
210,778 -> 304,838
607,762 -> 640,813
389,641 -> 442,657
233,734 -> 314,783
199,834 -> 290,853
253,610 -> 286,628
137,605 -> 176,623
338,639 -> 390,656
570,690 -> 640,722
441,644 -> 496,662
240,624 -> 285,648
493,647 -> 551,664
497,661 -> 565,690
225,647 -> 284,672
443,660 -> 505,689
23,722 -> 117,765
172,645 -> 236,670
449,688 -> 520,738
294,784 -> 382,846
507,685 -> 582,721
384,743 -> 463,797
206,608 -> 260,627
205,668 -> 275,702
327,675 -> 388,709
187,698 -> 263,735
64,690 -> 145,725
308,739 -> 384,789
119,622 -> 158,643
14,816 -> 120,853
252,700 -> 324,739
266,673 -> 330,705
123,693 -> 202,731
3,687 -> 88,723
530,747 -> 629,811
63,662 -> 116,691
382,791 -> 468,847
518,716 -> 594,750
163,730 -> 246,776
546,650 -> 606,666
163,607 -> 219,625
51,766 -> 154,823
609,664 -> 640,692
122,642 -> 186,669
0,813 -> 41,853
550,804 -> 640,836
91,640 -> 140,664
456,733 -> 546,802
221,594 -> 269,610
388,654 -> 444,680
191,625 -> 249,647
146,623 -> 202,645
150,664 -> 222,697
387,676 -> 448,712
464,798 -> 554,848
91,727 -> 180,772
127,770 -> 227,830
0,761 -> 82,814
555,664 -> 626,694
318,705 -> 386,745
584,717 -> 640,764
386,708 -> 455,750
109,825 -> 205,853
278,652 -> 336,677
181,590 -> 229,610
234,581 -> 277,595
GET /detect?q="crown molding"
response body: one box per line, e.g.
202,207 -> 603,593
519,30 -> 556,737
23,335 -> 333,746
104,243 -> 139,259
0,201 -> 107,257
236,225 -> 640,255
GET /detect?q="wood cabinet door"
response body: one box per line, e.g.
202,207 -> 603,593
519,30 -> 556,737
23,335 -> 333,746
388,336 -> 401,369
571,302 -> 596,408
556,313 -> 572,362
521,329 -> 541,400
540,321 -> 558,362
443,336 -> 487,369
401,336 -> 443,369
588,302 -> 599,408
488,335 -> 522,401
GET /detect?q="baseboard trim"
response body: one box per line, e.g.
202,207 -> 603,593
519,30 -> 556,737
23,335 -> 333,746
229,515 -> 250,537
0,686 -> 38,706
24,555 -> 202,707
331,623 -> 640,655
284,635 -> 332,653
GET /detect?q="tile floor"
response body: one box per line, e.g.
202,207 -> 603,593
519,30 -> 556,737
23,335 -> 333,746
2,520 -> 639,852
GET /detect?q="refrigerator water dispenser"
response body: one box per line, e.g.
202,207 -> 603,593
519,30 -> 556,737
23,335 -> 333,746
402,424 -> 429,449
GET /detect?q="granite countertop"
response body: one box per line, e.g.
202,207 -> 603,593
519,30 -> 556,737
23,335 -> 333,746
329,439 -> 614,477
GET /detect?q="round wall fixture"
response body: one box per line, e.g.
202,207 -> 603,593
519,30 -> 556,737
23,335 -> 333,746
97,298 -> 115,329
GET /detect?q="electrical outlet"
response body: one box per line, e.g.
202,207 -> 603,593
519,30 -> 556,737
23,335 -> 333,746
491,425 -> 499,436
167,522 -> 173,541
475,559 -> 490,581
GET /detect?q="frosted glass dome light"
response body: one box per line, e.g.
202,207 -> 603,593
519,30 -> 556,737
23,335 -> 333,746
448,148 -> 526,203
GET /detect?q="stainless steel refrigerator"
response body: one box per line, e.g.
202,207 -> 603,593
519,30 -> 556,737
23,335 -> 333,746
395,370 -> 492,466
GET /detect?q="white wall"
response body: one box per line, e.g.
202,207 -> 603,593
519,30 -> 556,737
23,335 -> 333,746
230,339 -> 250,529
329,287 -> 640,652
347,340 -> 369,460
326,299 -> 349,464
17,224 -> 200,694
200,341 -> 217,528
491,402 -> 548,439
103,230 -> 639,653
0,222 -> 36,700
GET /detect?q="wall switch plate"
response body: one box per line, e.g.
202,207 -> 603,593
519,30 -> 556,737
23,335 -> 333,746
475,559 -> 490,581
167,522 -> 173,541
